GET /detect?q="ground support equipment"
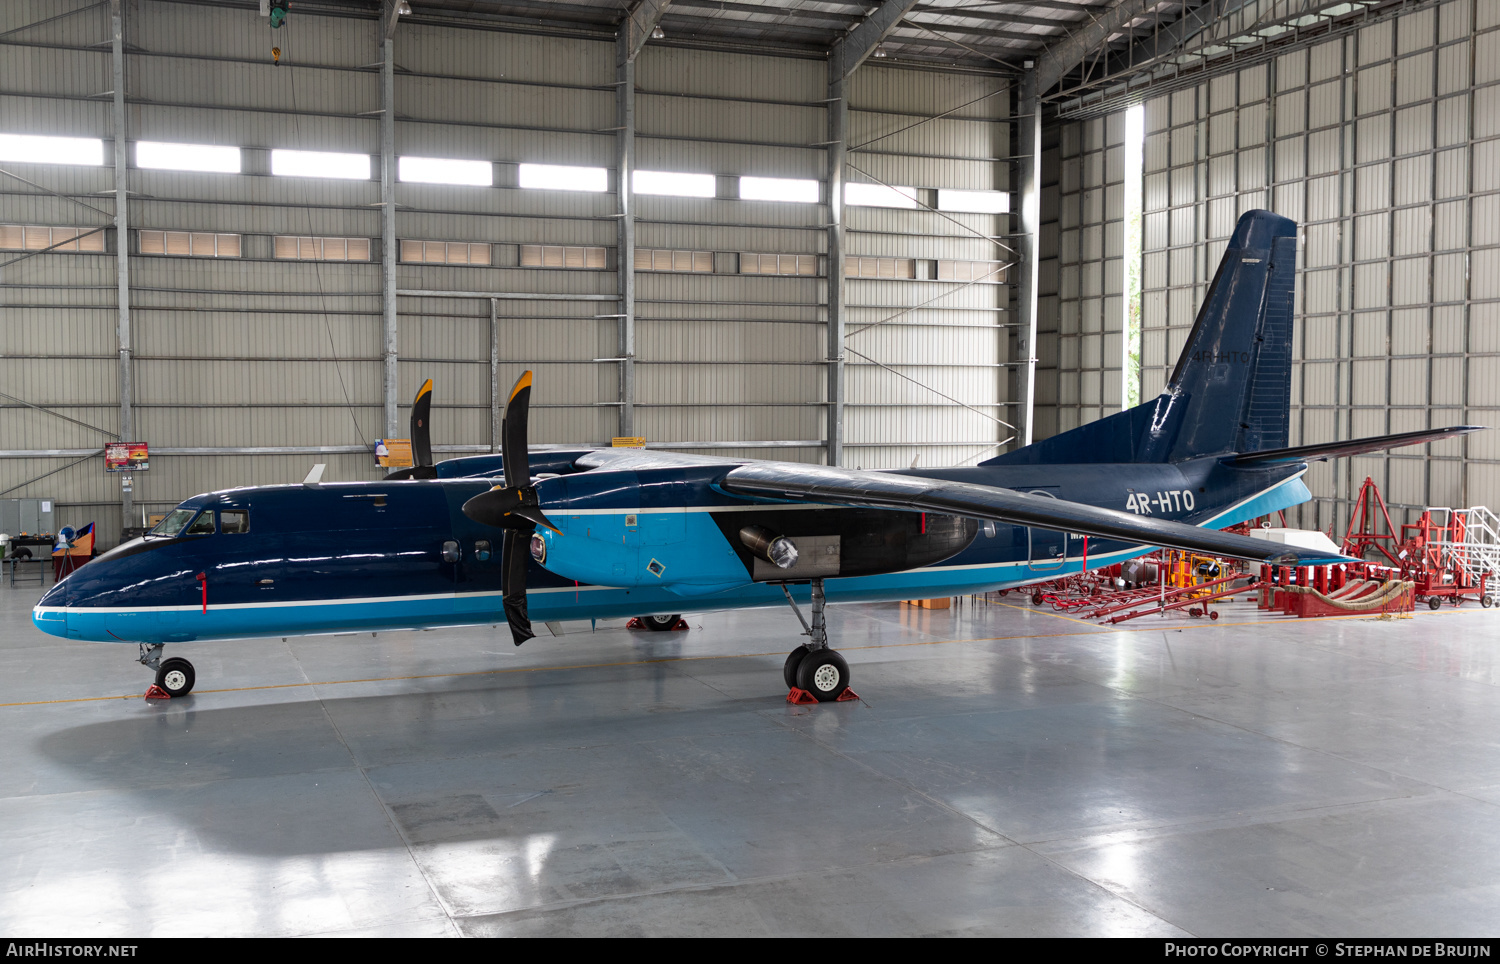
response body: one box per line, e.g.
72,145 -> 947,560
1097,574 -> 1256,624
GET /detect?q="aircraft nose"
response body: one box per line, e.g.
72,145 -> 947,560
33,582 -> 70,639
34,577 -> 78,632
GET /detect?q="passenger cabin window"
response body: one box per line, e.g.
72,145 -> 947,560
149,508 -> 197,537
185,512 -> 216,535
220,510 -> 249,534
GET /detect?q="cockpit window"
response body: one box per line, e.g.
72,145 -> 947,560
220,510 -> 249,534
185,512 -> 216,535
149,508 -> 198,538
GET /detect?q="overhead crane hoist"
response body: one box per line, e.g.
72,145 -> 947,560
263,0 -> 288,65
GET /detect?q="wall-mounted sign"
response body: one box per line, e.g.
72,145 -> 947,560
611,437 -> 646,449
104,442 -> 149,473
375,438 -> 414,468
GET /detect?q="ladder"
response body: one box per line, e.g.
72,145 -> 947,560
1427,506 -> 1500,587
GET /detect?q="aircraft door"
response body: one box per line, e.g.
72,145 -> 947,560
1026,526 -> 1066,571
1023,487 -> 1067,571
640,480 -> 685,545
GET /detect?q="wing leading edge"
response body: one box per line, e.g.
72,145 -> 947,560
721,462 -> 1352,567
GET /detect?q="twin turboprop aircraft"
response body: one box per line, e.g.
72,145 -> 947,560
32,211 -> 1482,702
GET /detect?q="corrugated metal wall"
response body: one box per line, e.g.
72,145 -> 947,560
1134,0 -> 1499,531
844,68 -> 1012,469
0,0 -> 1014,546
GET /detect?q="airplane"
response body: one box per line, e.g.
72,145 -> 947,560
32,210 -> 1482,703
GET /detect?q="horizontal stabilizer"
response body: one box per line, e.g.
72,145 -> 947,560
1227,425 -> 1484,465
722,462 -> 1354,567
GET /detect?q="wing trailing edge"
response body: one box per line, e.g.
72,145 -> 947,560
1227,425 -> 1484,465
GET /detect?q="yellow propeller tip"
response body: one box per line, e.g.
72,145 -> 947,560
508,370 -> 533,404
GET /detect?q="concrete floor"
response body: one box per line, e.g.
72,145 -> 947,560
4,579 -> 1500,937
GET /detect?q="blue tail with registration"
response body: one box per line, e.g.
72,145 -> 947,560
988,209 -> 1298,466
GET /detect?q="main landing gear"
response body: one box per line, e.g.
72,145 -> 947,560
778,579 -> 855,703
139,643 -> 196,698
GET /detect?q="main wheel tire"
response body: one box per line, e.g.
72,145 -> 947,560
783,645 -> 810,690
795,649 -> 850,703
640,614 -> 681,632
1428,596 -> 1443,610
155,657 -> 195,697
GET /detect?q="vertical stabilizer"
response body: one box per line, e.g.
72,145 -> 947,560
985,209 -> 1297,465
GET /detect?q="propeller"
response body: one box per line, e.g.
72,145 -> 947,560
461,370 -> 560,646
385,378 -> 438,480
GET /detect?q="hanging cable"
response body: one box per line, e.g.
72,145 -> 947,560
282,35 -> 369,449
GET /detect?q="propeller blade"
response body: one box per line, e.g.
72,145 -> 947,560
501,529 -> 536,646
511,504 -> 561,535
412,378 -> 434,468
501,371 -> 532,488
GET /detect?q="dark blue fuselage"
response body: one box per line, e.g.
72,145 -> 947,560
32,455 -> 1310,645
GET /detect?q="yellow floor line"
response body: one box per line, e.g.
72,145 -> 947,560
1,605 -> 1486,710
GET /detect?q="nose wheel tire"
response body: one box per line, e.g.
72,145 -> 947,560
794,649 -> 850,703
155,657 -> 196,697
640,614 -> 681,632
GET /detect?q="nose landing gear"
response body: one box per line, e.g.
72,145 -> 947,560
138,643 -> 196,698
778,579 -> 856,703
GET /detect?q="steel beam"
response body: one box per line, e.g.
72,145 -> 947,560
396,289 -> 617,301
1016,70 -> 1042,447
381,37 -> 398,441
829,0 -> 922,80
490,298 -> 500,453
821,0 -> 923,465
382,0 -> 403,40
616,29 -> 638,437
618,0 -> 672,66
825,70 -> 847,467
1034,0 -> 1155,92
110,0 -> 132,524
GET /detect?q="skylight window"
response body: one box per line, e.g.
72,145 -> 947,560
633,170 -> 715,198
740,176 -> 818,203
0,133 -> 103,166
519,163 -> 607,192
270,149 -> 371,180
845,182 -> 919,208
937,189 -> 1010,214
399,156 -> 492,186
137,141 -> 240,174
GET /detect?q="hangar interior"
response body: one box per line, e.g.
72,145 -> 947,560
3,0 -> 1500,938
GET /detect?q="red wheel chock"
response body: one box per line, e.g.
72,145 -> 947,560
787,687 -> 861,705
143,684 -> 172,701
626,618 -> 691,631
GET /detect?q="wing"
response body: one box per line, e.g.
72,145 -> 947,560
721,462 -> 1352,566
1227,425 -> 1484,465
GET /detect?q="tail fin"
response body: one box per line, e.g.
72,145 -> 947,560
987,209 -> 1297,465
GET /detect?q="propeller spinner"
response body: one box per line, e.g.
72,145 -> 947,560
461,370 -> 560,646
